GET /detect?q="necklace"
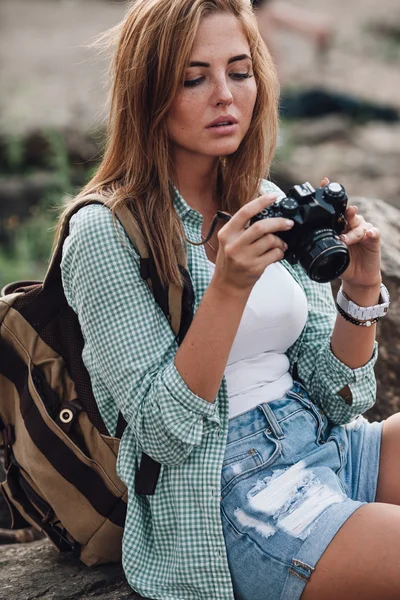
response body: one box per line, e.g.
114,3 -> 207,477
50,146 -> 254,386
201,233 -> 217,253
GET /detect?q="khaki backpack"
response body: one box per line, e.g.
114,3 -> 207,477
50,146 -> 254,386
0,194 -> 194,567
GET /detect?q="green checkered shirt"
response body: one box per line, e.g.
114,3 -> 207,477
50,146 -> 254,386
61,181 -> 377,600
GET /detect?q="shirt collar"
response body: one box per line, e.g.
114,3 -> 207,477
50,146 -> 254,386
172,186 -> 203,225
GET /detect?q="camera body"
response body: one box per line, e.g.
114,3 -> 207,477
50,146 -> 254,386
250,182 -> 350,283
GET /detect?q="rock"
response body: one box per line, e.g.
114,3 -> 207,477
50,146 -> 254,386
351,197 -> 400,421
289,115 -> 353,145
329,196 -> 400,421
356,123 -> 400,157
0,528 -> 44,545
274,122 -> 400,211
0,540 -> 142,600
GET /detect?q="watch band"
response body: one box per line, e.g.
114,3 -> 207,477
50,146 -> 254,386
336,303 -> 380,327
336,283 -> 390,321
336,283 -> 390,323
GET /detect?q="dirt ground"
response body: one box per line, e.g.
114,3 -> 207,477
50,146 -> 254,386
1,0 -> 400,204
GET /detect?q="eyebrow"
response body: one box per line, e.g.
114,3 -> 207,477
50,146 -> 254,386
188,54 -> 252,67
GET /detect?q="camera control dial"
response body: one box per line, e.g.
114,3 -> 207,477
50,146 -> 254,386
324,182 -> 346,201
280,197 -> 299,217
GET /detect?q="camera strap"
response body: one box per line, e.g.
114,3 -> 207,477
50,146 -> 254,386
186,210 -> 232,247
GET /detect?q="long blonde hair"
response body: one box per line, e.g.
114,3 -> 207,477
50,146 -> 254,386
59,0 -> 279,286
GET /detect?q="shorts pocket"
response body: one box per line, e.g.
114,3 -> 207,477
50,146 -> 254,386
324,433 -> 346,477
221,448 -> 262,490
286,389 -> 326,437
221,429 -> 280,499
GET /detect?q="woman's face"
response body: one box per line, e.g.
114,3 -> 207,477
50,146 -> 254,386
167,13 -> 257,164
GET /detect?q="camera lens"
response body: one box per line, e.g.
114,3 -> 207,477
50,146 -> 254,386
297,230 -> 350,283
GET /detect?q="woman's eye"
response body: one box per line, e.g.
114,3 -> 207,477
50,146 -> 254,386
183,73 -> 253,87
184,77 -> 204,87
230,72 -> 253,80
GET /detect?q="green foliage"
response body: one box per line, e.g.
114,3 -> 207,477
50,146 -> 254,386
0,128 -> 97,290
274,120 -> 296,164
367,22 -> 400,63
1,134 -> 25,174
0,200 -> 59,290
44,129 -> 72,191
382,38 -> 400,62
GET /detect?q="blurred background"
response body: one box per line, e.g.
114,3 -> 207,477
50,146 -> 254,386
1,0 -> 400,290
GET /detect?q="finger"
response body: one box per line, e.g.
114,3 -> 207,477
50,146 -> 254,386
253,246 -> 286,272
344,205 -> 360,229
250,232 -> 288,256
320,177 -> 330,187
365,226 -> 380,240
226,194 -> 280,233
241,216 -> 294,244
340,225 -> 369,246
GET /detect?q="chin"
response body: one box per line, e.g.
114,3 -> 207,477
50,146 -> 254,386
201,139 -> 242,157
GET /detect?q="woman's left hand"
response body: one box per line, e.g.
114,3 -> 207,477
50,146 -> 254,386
320,177 -> 382,288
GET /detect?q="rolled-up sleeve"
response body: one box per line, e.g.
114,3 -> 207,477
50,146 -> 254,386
61,204 -> 219,465
288,267 -> 378,424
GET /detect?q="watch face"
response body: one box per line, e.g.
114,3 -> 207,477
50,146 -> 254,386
380,283 -> 390,305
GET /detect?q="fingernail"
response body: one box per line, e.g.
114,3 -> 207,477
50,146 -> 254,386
285,219 -> 294,227
340,234 -> 347,241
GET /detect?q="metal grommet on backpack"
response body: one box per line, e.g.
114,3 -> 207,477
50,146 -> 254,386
56,400 -> 82,433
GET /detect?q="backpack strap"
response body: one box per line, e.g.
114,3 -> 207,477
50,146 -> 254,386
44,194 -> 193,340
43,195 -> 106,289
44,194 -> 194,496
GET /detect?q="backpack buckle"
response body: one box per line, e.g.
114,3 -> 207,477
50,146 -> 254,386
3,424 -> 15,471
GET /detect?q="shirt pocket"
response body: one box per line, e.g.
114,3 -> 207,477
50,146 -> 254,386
221,429 -> 280,499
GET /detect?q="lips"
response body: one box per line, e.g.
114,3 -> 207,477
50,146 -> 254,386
206,115 -> 238,128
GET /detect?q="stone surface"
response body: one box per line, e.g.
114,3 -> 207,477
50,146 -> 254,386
351,197 -> 400,421
274,121 -> 400,211
0,540 -> 140,600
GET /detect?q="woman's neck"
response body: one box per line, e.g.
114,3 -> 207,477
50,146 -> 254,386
172,152 -> 220,214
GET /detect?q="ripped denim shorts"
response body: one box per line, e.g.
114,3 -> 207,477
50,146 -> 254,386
220,382 -> 383,600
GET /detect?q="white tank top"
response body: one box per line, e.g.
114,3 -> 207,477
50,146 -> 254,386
208,261 -> 308,419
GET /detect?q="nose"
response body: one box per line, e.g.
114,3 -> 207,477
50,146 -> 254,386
213,76 -> 233,107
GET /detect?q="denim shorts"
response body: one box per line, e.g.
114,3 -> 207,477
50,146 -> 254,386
220,382 -> 383,600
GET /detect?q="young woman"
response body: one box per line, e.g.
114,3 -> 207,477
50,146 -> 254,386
60,1 -> 399,599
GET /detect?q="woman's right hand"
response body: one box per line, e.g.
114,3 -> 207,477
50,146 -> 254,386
213,193 -> 295,295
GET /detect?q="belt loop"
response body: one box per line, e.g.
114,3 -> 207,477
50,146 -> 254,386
258,403 -> 284,440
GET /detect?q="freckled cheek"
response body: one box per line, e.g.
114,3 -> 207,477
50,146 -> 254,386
169,98 -> 205,136
236,86 -> 257,126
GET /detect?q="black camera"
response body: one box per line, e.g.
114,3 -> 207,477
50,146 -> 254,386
250,182 -> 350,283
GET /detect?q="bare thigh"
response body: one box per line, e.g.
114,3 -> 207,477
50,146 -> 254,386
376,413 -> 400,503
301,503 -> 400,600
